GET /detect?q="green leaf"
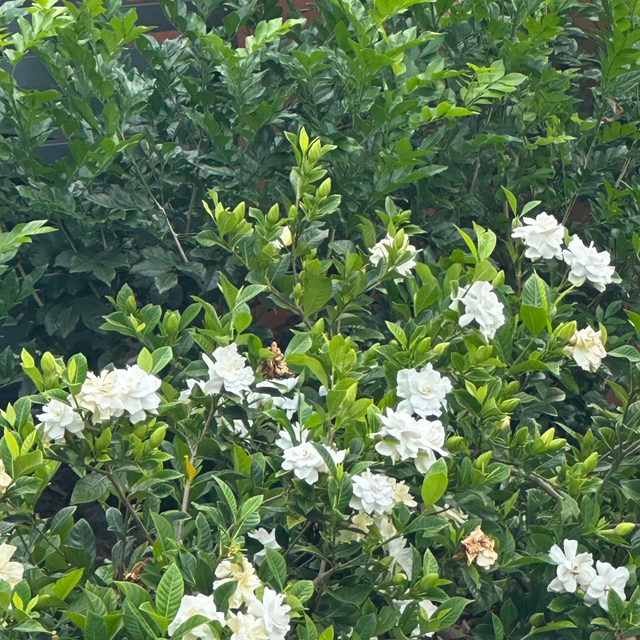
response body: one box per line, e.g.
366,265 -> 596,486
608,589 -> 626,623
501,187 -> 517,215
85,612 -> 108,640
303,276 -> 333,316
265,547 -> 287,591
137,348 -> 153,373
52,568 -> 84,600
522,273 -> 549,310
609,346 -> 640,363
71,473 -> 109,505
414,283 -> 440,315
213,477 -> 238,517
286,354 -> 329,388
520,305 -> 547,335
421,458 -> 448,506
151,347 -> 173,374
156,563 -> 184,622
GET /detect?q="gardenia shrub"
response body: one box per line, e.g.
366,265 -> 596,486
0,131 -> 639,640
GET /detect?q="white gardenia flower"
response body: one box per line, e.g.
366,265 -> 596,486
0,543 -> 24,587
227,612 -> 268,640
386,536 -> 413,579
349,470 -> 395,515
369,233 -> 417,277
0,461 -> 11,494
338,512 -> 374,543
512,212 -> 565,260
548,539 -> 596,594
562,236 -> 614,292
564,327 -> 606,372
168,594 -> 225,640
275,423 -> 309,450
115,365 -> 162,423
248,528 -> 281,565
36,398 -> 85,442
375,409 -> 447,473
77,370 -> 125,422
450,280 -> 505,340
394,600 -> 438,638
441,503 -> 468,527
203,344 -> 255,397
247,588 -> 291,640
281,442 -> 325,485
585,561 -> 629,611
213,558 -> 261,609
397,364 -> 453,418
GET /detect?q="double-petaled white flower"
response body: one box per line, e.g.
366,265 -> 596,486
227,611 -> 268,640
0,461 -> 11,494
36,398 -> 85,442
369,233 -> 417,277
585,561 -> 629,611
450,280 -> 505,340
116,365 -> 162,423
512,212 -> 565,260
562,237 -> 614,292
564,327 -> 606,372
548,539 -> 596,593
248,528 -> 281,565
213,557 -> 261,609
281,442 -> 325,485
77,370 -> 125,422
203,344 -> 255,397
168,594 -> 225,640
0,543 -> 24,587
349,470 -> 395,515
397,365 -> 452,418
374,408 -> 447,473
247,588 -> 291,640
281,441 -> 343,485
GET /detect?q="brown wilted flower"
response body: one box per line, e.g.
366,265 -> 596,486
460,526 -> 498,568
259,342 -> 291,380
124,558 -> 151,583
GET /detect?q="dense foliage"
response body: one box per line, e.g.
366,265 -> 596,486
0,0 -> 639,361
0,1 -> 640,640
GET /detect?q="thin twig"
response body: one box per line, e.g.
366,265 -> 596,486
16,262 -> 43,307
177,405 -> 216,541
106,471 -> 154,547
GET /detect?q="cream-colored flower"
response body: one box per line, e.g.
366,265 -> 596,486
385,536 -> 413,580
0,460 -> 11,494
564,327 -> 606,372
77,370 -> 125,422
369,233 -> 417,277
388,478 -> 417,509
461,526 -> 498,569
338,512 -> 374,543
227,611 -> 268,640
213,557 -> 261,609
0,543 -> 24,587
247,588 -> 291,640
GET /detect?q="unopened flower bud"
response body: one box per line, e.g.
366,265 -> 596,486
615,523 -> 636,536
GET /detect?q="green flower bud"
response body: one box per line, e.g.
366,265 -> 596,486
433,342 -> 450,355
529,614 -> 545,628
615,522 -> 635,536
